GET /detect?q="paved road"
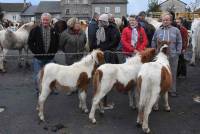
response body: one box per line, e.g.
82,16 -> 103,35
0,50 -> 200,134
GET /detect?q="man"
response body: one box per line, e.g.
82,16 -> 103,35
137,11 -> 155,47
28,13 -> 59,95
152,12 -> 182,97
88,12 -> 99,51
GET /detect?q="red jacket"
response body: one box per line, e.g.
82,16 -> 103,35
121,26 -> 148,54
179,26 -> 188,51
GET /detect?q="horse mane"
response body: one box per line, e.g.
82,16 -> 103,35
72,52 -> 93,66
17,22 -> 34,32
125,54 -> 141,65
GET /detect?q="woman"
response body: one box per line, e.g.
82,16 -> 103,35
60,17 -> 86,65
121,15 -> 148,57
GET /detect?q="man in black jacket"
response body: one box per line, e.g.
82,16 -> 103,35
88,12 -> 99,51
28,13 -> 59,95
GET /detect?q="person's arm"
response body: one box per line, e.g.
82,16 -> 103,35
151,30 -> 158,49
176,29 -> 183,54
28,27 -> 38,54
138,28 -> 148,51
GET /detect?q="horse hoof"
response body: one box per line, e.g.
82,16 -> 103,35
136,122 -> 142,128
84,109 -> 89,114
0,69 -> 6,73
164,107 -> 171,112
143,128 -> 151,134
91,119 -> 96,124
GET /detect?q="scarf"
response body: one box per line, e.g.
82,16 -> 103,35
96,21 -> 109,45
131,26 -> 138,47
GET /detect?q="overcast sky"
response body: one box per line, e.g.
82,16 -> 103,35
0,0 -> 195,14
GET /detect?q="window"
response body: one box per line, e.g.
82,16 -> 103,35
13,16 -> 16,21
95,7 -> 100,14
66,9 -> 70,14
105,7 -> 110,13
115,7 -> 120,13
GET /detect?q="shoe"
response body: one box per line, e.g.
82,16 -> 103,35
193,96 -> 200,103
103,102 -> 115,110
170,92 -> 178,97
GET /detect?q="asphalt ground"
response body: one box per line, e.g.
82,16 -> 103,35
0,50 -> 199,134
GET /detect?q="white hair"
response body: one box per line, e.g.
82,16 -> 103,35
41,13 -> 52,20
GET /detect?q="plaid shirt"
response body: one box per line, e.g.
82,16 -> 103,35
42,26 -> 51,53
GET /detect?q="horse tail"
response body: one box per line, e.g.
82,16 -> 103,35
37,67 -> 45,93
93,69 -> 103,97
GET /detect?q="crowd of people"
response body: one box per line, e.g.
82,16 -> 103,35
1,10 -> 197,103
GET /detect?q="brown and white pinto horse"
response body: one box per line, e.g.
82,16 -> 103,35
37,49 -> 104,122
136,43 -> 172,133
89,48 -> 156,124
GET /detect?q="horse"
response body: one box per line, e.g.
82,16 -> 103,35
89,48 -> 156,124
136,43 -> 171,133
145,17 -> 162,30
0,21 -> 36,72
37,49 -> 104,122
190,18 -> 200,65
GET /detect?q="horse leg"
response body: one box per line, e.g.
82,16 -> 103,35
163,92 -> 170,112
78,90 -> 88,113
18,49 -> 23,68
190,46 -> 196,66
24,45 -> 30,69
38,84 -> 51,122
128,89 -> 136,110
89,83 -> 112,124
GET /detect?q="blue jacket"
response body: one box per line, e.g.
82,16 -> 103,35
88,19 -> 99,51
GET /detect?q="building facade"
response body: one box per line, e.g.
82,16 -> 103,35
0,3 -> 30,23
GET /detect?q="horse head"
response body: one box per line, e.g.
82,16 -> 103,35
17,22 -> 36,32
91,49 -> 105,65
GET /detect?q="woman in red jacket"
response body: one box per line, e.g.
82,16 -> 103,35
121,15 -> 148,56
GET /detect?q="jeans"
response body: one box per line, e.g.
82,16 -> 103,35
169,54 -> 179,93
32,58 -> 53,90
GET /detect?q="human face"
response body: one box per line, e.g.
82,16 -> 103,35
129,17 -> 138,27
175,19 -> 181,26
41,16 -> 50,27
74,22 -> 81,31
162,15 -> 171,27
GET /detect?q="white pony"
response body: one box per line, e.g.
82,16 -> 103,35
37,49 -> 104,122
0,22 -> 36,72
145,17 -> 162,30
89,48 -> 156,124
190,18 -> 200,65
136,44 -> 172,133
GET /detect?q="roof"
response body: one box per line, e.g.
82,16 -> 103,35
36,1 -> 61,13
21,6 -> 38,16
91,0 -> 128,4
159,0 -> 187,6
0,3 -> 30,12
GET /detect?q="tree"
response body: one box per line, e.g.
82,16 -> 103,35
147,0 -> 161,12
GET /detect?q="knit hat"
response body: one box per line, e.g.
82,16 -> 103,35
99,14 -> 109,22
67,17 -> 79,28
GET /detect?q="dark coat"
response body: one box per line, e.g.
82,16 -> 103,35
59,28 -> 86,65
28,25 -> 59,61
88,19 -> 99,51
99,22 -> 121,64
98,22 -> 121,51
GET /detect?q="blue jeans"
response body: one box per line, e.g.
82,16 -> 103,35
32,58 -> 53,90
